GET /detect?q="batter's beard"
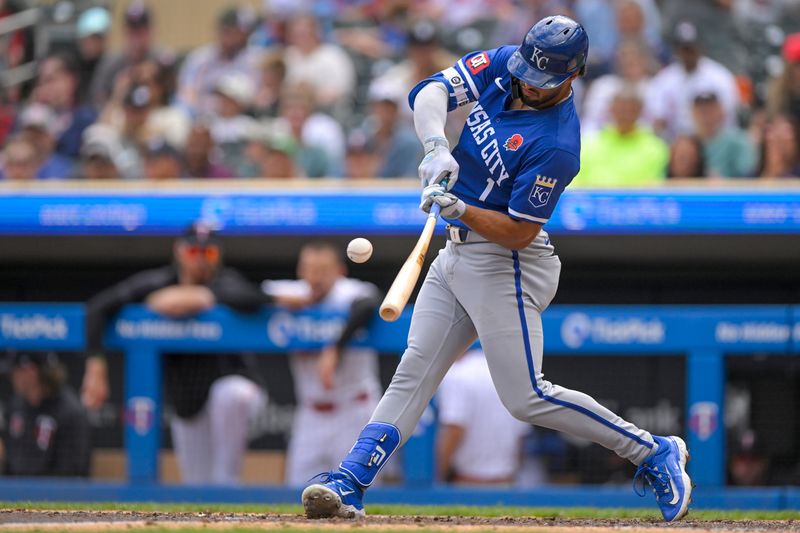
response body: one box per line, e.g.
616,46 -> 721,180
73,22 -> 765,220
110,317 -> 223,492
519,91 -> 545,108
521,88 -> 566,109
512,77 -> 558,109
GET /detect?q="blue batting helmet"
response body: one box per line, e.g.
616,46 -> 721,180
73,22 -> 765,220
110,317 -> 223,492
507,15 -> 589,89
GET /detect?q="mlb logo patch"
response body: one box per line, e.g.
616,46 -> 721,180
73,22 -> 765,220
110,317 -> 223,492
504,133 -> 524,151
467,52 -> 490,75
529,175 -> 557,208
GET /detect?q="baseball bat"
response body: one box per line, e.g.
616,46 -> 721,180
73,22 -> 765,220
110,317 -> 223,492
379,204 -> 441,322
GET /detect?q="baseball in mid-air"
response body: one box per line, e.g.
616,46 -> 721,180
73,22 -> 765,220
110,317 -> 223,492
347,238 -> 373,263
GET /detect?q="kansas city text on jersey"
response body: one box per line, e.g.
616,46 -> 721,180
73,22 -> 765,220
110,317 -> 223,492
466,103 -> 511,200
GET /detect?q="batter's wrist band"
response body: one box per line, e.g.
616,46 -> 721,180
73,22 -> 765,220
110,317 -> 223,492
423,136 -> 449,154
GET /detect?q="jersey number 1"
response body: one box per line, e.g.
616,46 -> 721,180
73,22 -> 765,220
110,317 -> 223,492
479,178 -> 495,201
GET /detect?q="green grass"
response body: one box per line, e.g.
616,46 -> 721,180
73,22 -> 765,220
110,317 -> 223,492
1,502 -> 798,521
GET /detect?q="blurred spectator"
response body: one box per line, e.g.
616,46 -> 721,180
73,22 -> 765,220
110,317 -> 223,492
582,39 -> 658,135
246,128 -> 301,178
575,0 -> 663,76
355,82 -> 422,178
262,241 -> 382,485
491,0 -> 574,53
100,58 -> 189,151
283,13 -> 356,112
79,124 -> 125,181
75,7 -> 112,104
253,50 -> 287,118
647,21 -> 740,139
436,349 -> 530,485
661,0 -> 744,74
184,122 -> 234,179
248,1 -> 288,48
278,83 -> 344,177
345,130 -> 379,179
30,53 -> 98,160
139,58 -> 190,149
0,136 -> 39,181
211,72 -> 258,170
692,91 -> 757,178
423,0 -> 513,30
371,20 -> 457,117
176,6 -> 262,117
259,135 -> 300,179
577,85 -> 668,187
757,114 -> 800,177
0,1 -> 31,105
614,0 -> 664,60
143,138 -> 184,180
106,84 -> 154,179
17,104 -> 74,179
667,135 -> 706,178
1,351 -> 90,477
85,222 -> 301,484
766,33 -> 800,121
729,429 -> 769,486
79,133 -> 122,180
333,5 -> 406,62
0,95 -> 15,147
91,1 -> 169,107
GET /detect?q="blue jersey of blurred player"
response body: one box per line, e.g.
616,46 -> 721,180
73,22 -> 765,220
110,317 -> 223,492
302,16 -> 693,522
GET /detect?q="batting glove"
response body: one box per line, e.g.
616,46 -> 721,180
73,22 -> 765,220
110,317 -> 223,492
418,137 -> 459,190
419,184 -> 466,219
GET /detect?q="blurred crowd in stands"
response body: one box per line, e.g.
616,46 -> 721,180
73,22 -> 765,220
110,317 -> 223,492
1,0 -> 800,183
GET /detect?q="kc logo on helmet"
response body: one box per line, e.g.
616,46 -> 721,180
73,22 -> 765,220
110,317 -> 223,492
530,46 -> 550,70
529,175 -> 556,208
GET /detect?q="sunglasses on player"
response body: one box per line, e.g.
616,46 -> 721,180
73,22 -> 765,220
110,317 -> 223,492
182,244 -> 220,262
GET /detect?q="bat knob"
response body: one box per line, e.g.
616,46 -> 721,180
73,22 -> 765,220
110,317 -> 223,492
380,304 -> 400,322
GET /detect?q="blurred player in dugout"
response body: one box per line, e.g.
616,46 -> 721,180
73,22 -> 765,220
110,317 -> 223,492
262,242 -> 383,486
1,350 -> 91,477
84,222 -> 304,484
436,348 -> 531,485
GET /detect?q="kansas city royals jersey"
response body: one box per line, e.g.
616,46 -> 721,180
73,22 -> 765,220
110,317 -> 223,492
409,45 -> 581,230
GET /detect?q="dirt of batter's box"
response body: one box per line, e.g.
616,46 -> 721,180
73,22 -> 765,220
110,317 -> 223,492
0,509 -> 797,531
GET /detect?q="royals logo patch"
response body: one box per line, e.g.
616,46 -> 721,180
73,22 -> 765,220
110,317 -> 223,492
504,133 -> 524,151
529,175 -> 557,208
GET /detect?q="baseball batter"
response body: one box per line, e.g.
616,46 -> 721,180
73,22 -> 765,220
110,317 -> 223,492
303,16 -> 692,522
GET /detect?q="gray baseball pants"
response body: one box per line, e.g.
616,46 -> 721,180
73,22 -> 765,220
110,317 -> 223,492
370,231 -> 655,466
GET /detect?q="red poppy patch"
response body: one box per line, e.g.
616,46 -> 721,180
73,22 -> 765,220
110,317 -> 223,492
504,133 -> 524,151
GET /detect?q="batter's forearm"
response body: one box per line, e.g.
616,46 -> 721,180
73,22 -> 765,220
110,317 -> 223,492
460,204 -> 541,250
413,82 -> 449,144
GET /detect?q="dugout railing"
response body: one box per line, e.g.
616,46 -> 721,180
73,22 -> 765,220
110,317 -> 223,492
0,303 -> 797,510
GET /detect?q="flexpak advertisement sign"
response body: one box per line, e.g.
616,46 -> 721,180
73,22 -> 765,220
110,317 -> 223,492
0,305 -> 84,349
559,312 -> 666,349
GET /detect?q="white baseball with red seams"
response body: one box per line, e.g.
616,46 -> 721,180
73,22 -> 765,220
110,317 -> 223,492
346,238 -> 373,263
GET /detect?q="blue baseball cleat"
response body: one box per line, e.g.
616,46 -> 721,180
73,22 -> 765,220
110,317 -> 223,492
633,435 -> 693,522
302,471 -> 365,519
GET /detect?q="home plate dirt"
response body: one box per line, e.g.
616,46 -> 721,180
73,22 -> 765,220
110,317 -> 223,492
0,510 -> 798,532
